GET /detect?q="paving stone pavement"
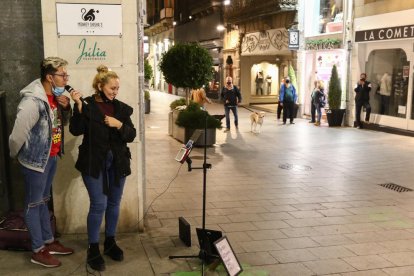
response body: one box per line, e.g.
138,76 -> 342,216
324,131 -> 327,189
2,90 -> 414,275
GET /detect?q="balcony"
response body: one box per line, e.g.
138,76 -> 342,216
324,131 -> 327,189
145,8 -> 174,36
225,0 -> 297,25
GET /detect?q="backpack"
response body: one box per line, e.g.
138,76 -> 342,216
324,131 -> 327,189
283,85 -> 294,102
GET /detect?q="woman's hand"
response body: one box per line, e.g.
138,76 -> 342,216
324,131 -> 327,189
104,115 -> 123,129
69,90 -> 83,113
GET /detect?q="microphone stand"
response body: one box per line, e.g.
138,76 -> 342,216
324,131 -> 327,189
169,113 -> 217,276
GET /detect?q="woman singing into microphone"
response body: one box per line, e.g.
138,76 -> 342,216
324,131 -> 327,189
69,65 -> 136,271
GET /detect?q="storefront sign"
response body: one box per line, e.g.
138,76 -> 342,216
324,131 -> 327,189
57,37 -> 123,67
288,30 -> 299,50
241,28 -> 288,56
56,3 -> 122,36
355,24 -> 414,42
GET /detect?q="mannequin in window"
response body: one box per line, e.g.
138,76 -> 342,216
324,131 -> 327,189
266,75 -> 272,95
379,72 -> 392,115
255,71 -> 264,95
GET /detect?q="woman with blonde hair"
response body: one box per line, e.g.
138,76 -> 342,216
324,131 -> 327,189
191,88 -> 211,110
69,65 -> 136,271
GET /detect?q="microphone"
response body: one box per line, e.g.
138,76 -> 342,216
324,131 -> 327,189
65,85 -> 88,105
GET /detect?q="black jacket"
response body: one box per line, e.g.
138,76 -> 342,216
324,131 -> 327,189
354,81 -> 371,103
69,96 -> 136,186
221,85 -> 242,106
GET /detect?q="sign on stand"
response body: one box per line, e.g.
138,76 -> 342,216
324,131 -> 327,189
214,236 -> 243,276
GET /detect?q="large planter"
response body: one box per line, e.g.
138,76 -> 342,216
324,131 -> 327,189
174,126 -> 216,147
326,109 -> 346,127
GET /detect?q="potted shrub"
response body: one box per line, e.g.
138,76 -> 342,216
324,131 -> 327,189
144,90 -> 150,114
159,43 -> 213,104
175,102 -> 222,146
168,98 -> 187,136
326,64 -> 346,126
160,43 -> 217,143
144,59 -> 153,88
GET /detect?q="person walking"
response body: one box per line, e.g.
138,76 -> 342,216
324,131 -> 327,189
221,76 -> 242,131
354,73 -> 372,128
279,77 -> 298,125
9,57 -> 74,268
314,80 -> 326,126
69,65 -> 136,271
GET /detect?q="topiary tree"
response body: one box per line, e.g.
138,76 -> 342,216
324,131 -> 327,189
328,64 -> 342,109
159,43 -> 213,104
144,59 -> 153,82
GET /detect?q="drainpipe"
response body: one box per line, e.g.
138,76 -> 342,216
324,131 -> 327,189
344,0 -> 354,126
137,0 -> 146,231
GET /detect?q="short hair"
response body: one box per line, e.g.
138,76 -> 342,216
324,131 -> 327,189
40,57 -> 68,81
92,65 -> 119,94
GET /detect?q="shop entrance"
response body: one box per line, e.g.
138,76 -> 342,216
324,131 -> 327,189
363,42 -> 413,130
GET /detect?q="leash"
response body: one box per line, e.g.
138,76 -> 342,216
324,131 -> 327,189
240,105 -> 258,113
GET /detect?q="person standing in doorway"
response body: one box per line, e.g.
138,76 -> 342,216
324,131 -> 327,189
69,65 -> 136,271
354,73 -> 372,128
221,76 -> 242,132
279,77 -> 298,124
309,80 -> 318,123
314,80 -> 326,126
9,57 -> 74,268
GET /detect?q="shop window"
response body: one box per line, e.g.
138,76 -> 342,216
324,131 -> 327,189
250,63 -> 278,96
305,0 -> 343,36
365,49 -> 409,118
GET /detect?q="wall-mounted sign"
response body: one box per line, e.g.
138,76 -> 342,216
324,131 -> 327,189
355,24 -> 414,43
57,37 -> 123,67
241,28 -> 288,56
288,29 -> 299,50
56,3 -> 122,36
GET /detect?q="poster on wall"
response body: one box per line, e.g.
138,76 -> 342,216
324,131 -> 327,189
56,3 -> 122,36
315,50 -> 345,87
57,37 -> 123,67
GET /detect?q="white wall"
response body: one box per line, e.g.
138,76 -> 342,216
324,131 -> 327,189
42,0 -> 142,233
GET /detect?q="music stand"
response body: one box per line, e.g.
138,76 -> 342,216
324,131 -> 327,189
169,114 -> 221,275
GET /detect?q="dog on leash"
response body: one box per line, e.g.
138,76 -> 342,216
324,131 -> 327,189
250,111 -> 266,133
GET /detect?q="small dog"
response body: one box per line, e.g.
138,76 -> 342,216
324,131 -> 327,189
250,111 -> 265,133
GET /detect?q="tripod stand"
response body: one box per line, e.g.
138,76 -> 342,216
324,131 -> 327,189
169,115 -> 220,275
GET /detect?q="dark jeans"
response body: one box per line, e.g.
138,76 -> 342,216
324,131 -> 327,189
22,156 -> 57,252
310,102 -> 316,122
355,101 -> 371,126
224,105 -> 238,129
283,102 -> 295,123
82,151 -> 126,243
